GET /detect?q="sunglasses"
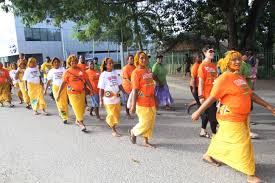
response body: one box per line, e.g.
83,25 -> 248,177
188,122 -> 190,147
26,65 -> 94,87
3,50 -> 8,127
208,49 -> 215,53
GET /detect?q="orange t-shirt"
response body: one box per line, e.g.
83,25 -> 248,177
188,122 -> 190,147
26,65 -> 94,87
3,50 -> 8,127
63,68 -> 88,94
190,63 -> 200,87
0,68 -> 9,83
77,64 -> 87,71
122,64 -> 135,94
210,72 -> 252,122
131,68 -> 155,107
86,69 -> 100,94
198,61 -> 217,99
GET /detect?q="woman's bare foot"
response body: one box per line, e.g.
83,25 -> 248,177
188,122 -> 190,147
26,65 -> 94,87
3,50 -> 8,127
112,131 -> 121,137
42,110 -> 49,116
143,142 -> 155,148
34,111 -> 40,115
247,175 -> 265,183
202,154 -> 221,167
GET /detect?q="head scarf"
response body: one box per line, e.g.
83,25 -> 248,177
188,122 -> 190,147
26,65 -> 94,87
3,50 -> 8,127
220,50 -> 242,73
66,54 -> 77,68
27,57 -> 37,68
134,51 -> 147,67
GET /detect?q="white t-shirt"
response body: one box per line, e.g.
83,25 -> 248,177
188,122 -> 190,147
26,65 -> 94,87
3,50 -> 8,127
9,70 -> 19,84
98,70 -> 122,104
47,67 -> 66,86
23,67 -> 41,84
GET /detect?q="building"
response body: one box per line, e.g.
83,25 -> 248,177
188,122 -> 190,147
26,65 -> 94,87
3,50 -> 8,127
0,10 -> 124,66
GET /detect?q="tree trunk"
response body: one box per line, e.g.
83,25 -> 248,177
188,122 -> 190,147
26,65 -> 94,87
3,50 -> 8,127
223,11 -> 238,49
131,3 -> 143,50
241,0 -> 268,50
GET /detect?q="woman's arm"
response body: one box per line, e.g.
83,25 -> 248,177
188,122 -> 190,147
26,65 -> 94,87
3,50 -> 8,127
85,79 -> 94,95
198,77 -> 204,103
44,80 -> 52,95
56,81 -> 66,101
119,85 -> 127,95
130,89 -> 138,113
192,96 -> 217,121
99,89 -> 104,107
252,93 -> 275,113
24,81 -> 28,92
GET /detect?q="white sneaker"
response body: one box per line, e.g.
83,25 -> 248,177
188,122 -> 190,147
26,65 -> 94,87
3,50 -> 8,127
250,132 -> 259,139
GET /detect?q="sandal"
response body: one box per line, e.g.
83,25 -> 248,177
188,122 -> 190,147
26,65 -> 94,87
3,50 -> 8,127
200,132 -> 212,139
9,104 -> 15,108
26,105 -> 31,109
128,129 -> 136,144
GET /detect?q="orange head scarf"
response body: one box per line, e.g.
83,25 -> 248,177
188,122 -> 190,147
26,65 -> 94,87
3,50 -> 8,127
134,51 -> 147,67
220,50 -> 242,73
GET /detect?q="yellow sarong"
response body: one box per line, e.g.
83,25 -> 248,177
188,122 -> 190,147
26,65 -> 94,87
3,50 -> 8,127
28,83 -> 47,110
104,104 -> 121,127
207,119 -> 255,175
0,82 -> 11,103
68,92 -> 85,121
18,81 -> 30,104
132,105 -> 156,139
52,84 -> 69,121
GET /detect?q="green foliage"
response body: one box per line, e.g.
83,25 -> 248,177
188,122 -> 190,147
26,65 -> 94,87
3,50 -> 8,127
0,0 -> 273,51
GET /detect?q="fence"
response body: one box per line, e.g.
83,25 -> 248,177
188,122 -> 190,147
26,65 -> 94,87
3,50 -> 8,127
156,51 -> 275,79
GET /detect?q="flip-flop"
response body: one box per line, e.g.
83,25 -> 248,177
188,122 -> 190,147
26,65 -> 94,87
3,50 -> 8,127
9,104 -> 15,108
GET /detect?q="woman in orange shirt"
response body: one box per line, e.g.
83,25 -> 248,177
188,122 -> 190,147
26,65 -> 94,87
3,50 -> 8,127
86,60 -> 101,120
187,53 -> 202,113
198,45 -> 218,138
0,62 -> 14,107
77,55 -> 87,71
192,50 -> 275,183
56,55 -> 94,131
121,55 -> 135,119
129,51 -> 157,148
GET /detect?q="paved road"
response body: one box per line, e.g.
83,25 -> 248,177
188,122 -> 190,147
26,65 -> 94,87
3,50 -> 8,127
1,77 -> 275,183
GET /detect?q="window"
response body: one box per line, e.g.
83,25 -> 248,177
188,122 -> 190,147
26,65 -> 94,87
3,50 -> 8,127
24,28 -> 61,41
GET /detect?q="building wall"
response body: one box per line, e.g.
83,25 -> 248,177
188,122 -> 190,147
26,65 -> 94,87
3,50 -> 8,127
1,11 -> 123,64
0,11 -> 18,59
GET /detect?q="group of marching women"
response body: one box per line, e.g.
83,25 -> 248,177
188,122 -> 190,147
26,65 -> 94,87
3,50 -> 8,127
190,45 -> 275,183
1,46 -> 275,182
0,51 -> 173,147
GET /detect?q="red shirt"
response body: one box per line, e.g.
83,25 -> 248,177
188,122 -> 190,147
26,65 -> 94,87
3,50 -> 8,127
0,68 -> 9,84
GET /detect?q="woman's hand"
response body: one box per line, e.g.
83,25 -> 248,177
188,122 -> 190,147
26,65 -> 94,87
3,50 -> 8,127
100,99 -> 104,108
44,89 -> 47,96
191,111 -> 200,121
130,105 -> 136,114
56,94 -> 60,101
